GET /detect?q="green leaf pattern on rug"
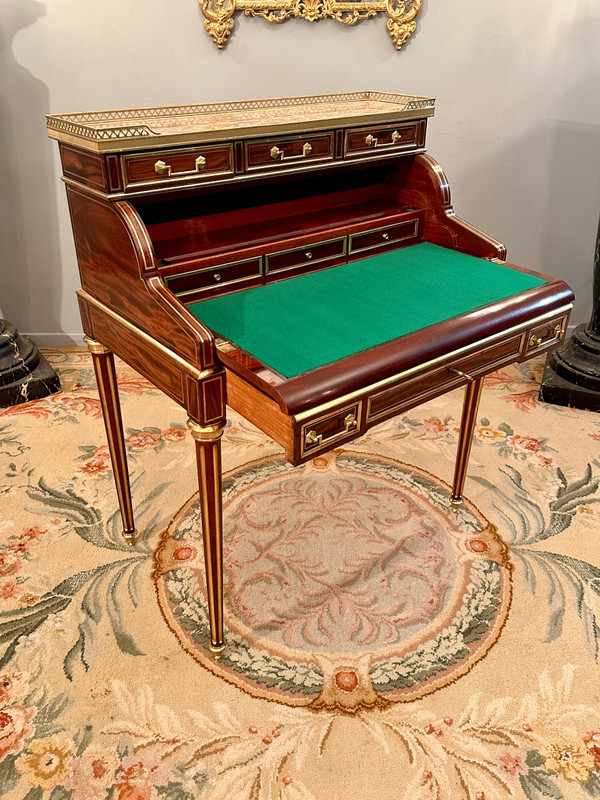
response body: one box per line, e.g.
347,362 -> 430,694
472,464 -> 600,662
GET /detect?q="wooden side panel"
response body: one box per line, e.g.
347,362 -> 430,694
66,186 -> 215,369
389,154 -> 507,260
85,302 -> 187,405
60,145 -> 107,192
225,369 -> 294,459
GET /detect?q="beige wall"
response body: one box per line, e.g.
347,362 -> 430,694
1,0 -> 599,343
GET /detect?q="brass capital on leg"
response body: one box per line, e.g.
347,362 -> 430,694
188,418 -> 226,653
83,336 -> 110,355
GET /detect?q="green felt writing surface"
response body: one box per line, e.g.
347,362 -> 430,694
187,242 -> 546,379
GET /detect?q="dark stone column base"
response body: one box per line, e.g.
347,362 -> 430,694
539,324 -> 600,412
0,320 -> 61,408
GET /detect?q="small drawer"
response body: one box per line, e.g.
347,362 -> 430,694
349,220 -> 419,255
266,237 -> 346,275
121,144 -> 234,191
344,122 -> 421,157
301,402 -> 362,457
367,333 -> 525,422
164,256 -> 262,297
244,132 -> 334,173
525,315 -> 568,354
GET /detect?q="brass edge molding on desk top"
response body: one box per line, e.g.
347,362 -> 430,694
47,91 -> 435,154
292,304 -> 573,422
78,291 -> 213,382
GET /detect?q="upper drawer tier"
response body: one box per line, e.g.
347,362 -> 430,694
244,132 -> 335,173
344,122 -> 423,158
120,144 -> 234,191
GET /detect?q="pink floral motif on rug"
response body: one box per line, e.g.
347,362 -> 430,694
154,451 -> 512,711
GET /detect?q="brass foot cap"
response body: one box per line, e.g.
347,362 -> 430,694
450,497 -> 463,513
209,642 -> 225,655
123,531 -> 136,547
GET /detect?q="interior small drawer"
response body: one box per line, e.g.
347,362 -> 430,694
121,144 -> 234,191
266,237 -> 346,275
300,402 -> 362,458
525,314 -> 568,355
244,132 -> 334,172
367,333 -> 525,423
164,256 -> 262,297
344,122 -> 421,157
349,220 -> 419,255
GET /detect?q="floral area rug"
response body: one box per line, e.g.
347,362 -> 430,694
0,349 -> 600,800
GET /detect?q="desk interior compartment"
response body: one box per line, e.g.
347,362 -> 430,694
134,164 -> 426,298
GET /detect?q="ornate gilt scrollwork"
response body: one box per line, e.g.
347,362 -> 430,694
198,0 -> 421,49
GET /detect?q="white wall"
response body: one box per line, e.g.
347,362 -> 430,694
1,0 -> 599,344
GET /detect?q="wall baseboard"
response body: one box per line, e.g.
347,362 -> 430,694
25,333 -> 86,348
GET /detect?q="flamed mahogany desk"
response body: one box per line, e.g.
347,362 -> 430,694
47,92 -> 574,652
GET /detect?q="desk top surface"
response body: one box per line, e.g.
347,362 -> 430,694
188,243 -> 547,380
46,91 -> 435,153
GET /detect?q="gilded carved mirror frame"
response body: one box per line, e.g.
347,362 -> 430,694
199,0 -> 421,50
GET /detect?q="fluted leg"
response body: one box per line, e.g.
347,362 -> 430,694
188,419 -> 225,652
451,376 -> 484,511
85,337 -> 136,545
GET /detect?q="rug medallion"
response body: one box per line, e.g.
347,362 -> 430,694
153,451 -> 512,711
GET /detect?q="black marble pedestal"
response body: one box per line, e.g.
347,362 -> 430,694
540,216 -> 600,412
0,320 -> 61,407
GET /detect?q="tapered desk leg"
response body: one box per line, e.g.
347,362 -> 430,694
451,376 -> 484,512
187,419 -> 225,653
85,337 -> 136,546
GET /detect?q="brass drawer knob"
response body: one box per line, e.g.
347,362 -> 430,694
154,159 -> 171,176
344,413 -> 357,431
213,273 -> 222,282
382,232 -> 390,241
271,142 -> 313,161
305,430 -> 322,446
529,324 -> 563,349
448,367 -> 475,382
305,251 -> 313,260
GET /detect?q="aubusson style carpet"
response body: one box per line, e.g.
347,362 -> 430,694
0,348 -> 599,800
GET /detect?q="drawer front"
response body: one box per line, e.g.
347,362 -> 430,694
245,132 -> 334,173
367,333 -> 525,423
266,237 -> 347,275
525,314 -> 568,356
349,220 -> 419,255
300,402 -> 362,458
121,144 -> 234,191
164,256 -> 262,298
345,122 -> 421,157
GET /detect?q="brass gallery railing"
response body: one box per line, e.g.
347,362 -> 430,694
199,0 -> 422,49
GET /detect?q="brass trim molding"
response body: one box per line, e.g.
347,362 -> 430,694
200,0 -> 422,49
46,91 -> 434,154
293,304 -> 573,422
187,419 -> 225,440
